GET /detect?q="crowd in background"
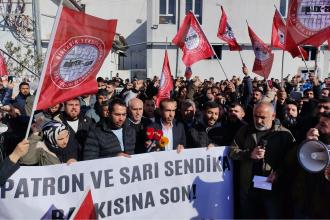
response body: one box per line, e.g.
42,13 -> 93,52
0,65 -> 330,218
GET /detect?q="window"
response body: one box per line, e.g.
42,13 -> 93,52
159,0 -> 176,24
186,0 -> 203,24
302,46 -> 317,61
280,0 -> 288,17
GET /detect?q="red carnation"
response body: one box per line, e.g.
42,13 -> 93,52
146,127 -> 155,140
154,130 -> 163,141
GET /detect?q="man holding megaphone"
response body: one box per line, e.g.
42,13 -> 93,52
304,113 -> 330,177
288,112 -> 330,218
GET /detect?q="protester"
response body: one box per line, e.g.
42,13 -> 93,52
85,89 -> 109,123
58,98 -> 94,160
210,102 -> 247,146
127,98 -> 152,154
230,101 -> 295,218
244,88 -> 263,124
143,97 -> 156,122
83,98 -> 136,159
187,101 -> 220,148
20,121 -> 77,165
2,54 -> 330,219
12,82 -> 31,116
0,139 -> 29,186
287,112 -> 330,218
146,98 -> 185,152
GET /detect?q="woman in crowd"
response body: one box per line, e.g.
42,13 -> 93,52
20,120 -> 78,165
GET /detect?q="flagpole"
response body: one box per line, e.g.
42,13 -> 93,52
281,50 -> 285,87
192,11 -> 228,79
315,46 -> 319,75
0,48 -> 39,78
298,46 -> 310,73
24,5 -> 63,139
212,47 -> 228,80
165,37 -> 168,51
238,50 -> 245,66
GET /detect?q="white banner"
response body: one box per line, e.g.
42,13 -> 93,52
0,147 -> 233,219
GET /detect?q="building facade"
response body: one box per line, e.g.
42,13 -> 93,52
3,0 -> 329,82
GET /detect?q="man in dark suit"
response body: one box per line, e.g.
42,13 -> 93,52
83,98 -> 136,160
147,98 -> 185,152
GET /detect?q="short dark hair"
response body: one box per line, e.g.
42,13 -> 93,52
229,102 -> 245,112
106,81 -> 116,86
253,88 -> 263,95
64,97 -> 80,106
319,97 -> 330,103
304,88 -> 313,96
203,101 -> 219,111
108,98 -> 126,113
101,100 -> 110,107
159,98 -> 176,110
96,89 -> 109,98
286,99 -> 298,107
97,77 -> 104,83
19,82 -> 29,89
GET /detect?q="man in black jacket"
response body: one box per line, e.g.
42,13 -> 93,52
187,101 -> 220,148
127,98 -> 152,154
59,98 -> 94,160
83,98 -> 136,159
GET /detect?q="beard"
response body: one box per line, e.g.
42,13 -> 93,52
255,124 -> 270,131
319,133 -> 330,145
282,115 -> 297,129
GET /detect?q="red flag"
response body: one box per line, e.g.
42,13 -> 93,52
248,25 -> 274,79
271,9 -> 286,50
156,50 -> 173,107
70,190 -> 96,220
36,6 -> 117,110
217,6 -> 241,51
0,53 -> 8,77
272,9 -> 308,59
172,11 -> 214,67
286,0 -> 330,48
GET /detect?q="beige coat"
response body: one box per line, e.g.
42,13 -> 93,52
20,134 -> 61,166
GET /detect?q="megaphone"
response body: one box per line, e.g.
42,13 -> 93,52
298,140 -> 330,173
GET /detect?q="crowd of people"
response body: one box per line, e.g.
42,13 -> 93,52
0,66 -> 330,218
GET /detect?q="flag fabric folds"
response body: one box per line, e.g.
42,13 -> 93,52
156,50 -> 173,107
248,25 -> 274,79
0,53 -> 8,77
286,0 -> 330,48
272,8 -> 308,59
36,6 -> 117,110
217,6 -> 241,51
271,9 -> 286,50
172,11 -> 214,67
70,189 -> 96,220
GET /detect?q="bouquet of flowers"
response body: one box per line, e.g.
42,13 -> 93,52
145,127 -> 169,152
